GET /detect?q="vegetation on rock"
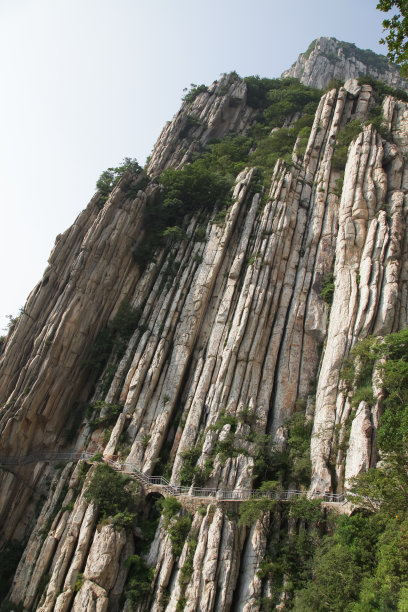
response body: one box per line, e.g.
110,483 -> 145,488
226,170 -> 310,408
254,328 -> 408,610
96,157 -> 143,208
85,463 -> 139,526
158,496 -> 192,556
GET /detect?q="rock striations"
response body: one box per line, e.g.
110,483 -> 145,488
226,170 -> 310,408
282,36 -> 408,91
1,43 -> 408,610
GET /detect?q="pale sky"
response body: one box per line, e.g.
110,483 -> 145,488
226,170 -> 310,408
0,0 -> 389,332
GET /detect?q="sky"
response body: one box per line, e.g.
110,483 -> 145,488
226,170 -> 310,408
0,0 -> 390,332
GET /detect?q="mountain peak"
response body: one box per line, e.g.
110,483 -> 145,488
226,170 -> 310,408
282,36 -> 408,91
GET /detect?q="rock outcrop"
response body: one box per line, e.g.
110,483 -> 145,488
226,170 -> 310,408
282,36 -> 408,91
2,42 -> 408,611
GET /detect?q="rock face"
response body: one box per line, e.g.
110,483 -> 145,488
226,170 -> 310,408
2,43 -> 408,611
282,36 -> 408,91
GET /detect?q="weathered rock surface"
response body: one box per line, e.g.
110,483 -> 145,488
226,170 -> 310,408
282,37 -> 408,91
2,46 -> 408,610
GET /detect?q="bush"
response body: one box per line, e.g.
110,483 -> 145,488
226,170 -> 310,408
320,272 -> 335,305
168,515 -> 192,556
244,75 -> 280,109
179,446 -> 202,486
124,555 -> 154,605
82,300 -> 141,394
159,163 -> 231,218
286,412 -> 313,486
264,79 -> 320,127
183,84 -> 208,104
358,75 -> 408,103
239,497 -> 279,527
161,226 -> 186,242
332,120 -> 363,170
249,127 -> 297,178
296,126 -> 312,156
244,76 -> 320,118
178,528 -> 199,606
157,496 -> 192,556
88,401 -> 123,431
157,496 -> 182,528
96,158 -> 142,208
85,464 -> 138,520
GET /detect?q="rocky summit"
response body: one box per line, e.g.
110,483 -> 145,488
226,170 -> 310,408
282,36 -> 408,91
1,39 -> 408,611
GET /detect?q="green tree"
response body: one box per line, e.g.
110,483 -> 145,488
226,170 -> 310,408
85,464 -> 138,520
96,157 -> 142,207
377,1 -> 408,76
124,555 -> 154,604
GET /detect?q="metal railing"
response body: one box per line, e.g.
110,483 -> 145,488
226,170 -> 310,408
0,451 -> 346,503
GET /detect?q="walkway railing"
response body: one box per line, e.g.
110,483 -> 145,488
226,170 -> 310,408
0,452 -> 346,503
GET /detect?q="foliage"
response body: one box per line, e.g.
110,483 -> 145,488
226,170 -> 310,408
73,572 -> 84,592
238,497 -> 279,527
285,412 -> 313,486
244,76 -> 281,109
179,445 -> 203,486
96,157 -> 142,208
124,555 -> 154,605
332,173 -> 344,197
180,113 -> 203,137
161,225 -> 186,242
157,496 -> 182,528
292,538 -> 364,611
304,39 -> 317,59
325,77 -> 345,91
194,224 -> 207,242
249,127 -> 298,177
179,529 -> 199,586
264,79 -> 320,127
332,120 -> 364,170
338,39 -> 393,72
133,134 -> 252,268
320,272 -> 335,305
168,515 -> 192,556
156,496 -> 192,556
182,84 -> 208,103
291,328 -> 408,609
82,300 -> 141,387
89,452 -> 103,462
358,74 -> 408,103
377,0 -> 408,76
131,76 -> 323,269
210,411 -> 238,431
88,401 -> 123,431
85,464 -> 138,521
159,163 -> 231,219
296,125 -> 312,156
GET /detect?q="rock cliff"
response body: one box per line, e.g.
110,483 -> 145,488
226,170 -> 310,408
1,44 -> 408,611
282,36 -> 408,91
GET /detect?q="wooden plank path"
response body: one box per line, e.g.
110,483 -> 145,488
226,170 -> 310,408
0,451 -> 346,503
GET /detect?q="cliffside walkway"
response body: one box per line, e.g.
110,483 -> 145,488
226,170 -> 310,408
0,451 -> 346,504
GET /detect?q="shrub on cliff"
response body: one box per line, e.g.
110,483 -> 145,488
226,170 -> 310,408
124,554 -> 154,605
96,157 -> 142,208
182,84 -> 208,103
85,464 -> 138,523
157,496 -> 192,556
244,76 -> 320,118
332,119 -> 364,170
159,162 -> 232,219
289,328 -> 408,610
